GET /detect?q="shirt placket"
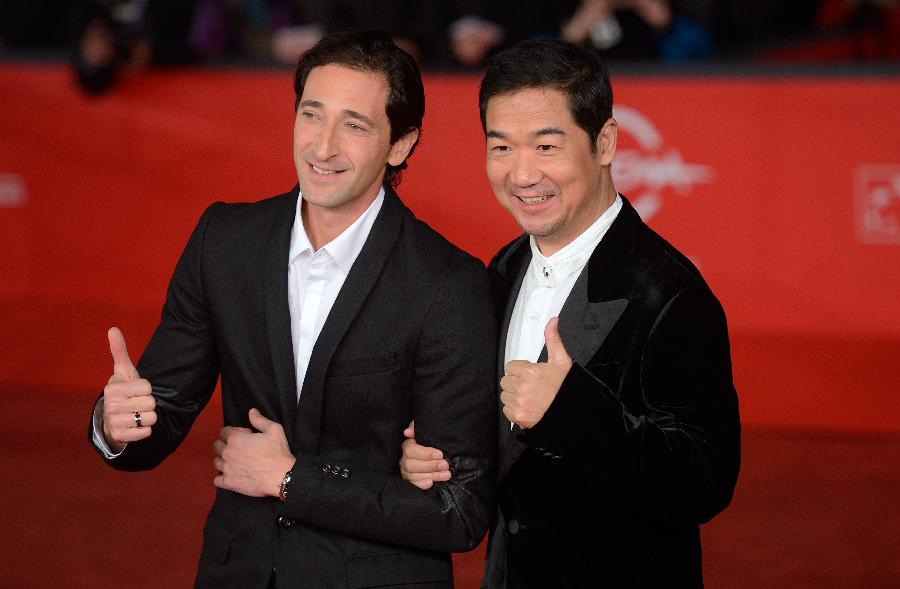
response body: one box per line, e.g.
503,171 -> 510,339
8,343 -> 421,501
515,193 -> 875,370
296,255 -> 328,395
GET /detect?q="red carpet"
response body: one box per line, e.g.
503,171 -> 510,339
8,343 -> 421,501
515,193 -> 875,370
1,388 -> 897,588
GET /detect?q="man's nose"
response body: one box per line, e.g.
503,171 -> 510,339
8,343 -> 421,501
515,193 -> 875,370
312,123 -> 338,161
509,151 -> 542,187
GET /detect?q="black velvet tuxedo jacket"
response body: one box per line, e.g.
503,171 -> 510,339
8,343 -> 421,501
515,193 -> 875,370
482,196 -> 741,589
90,187 -> 497,588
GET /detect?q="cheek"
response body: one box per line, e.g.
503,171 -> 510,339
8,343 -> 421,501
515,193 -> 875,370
485,161 -> 507,189
546,162 -> 582,195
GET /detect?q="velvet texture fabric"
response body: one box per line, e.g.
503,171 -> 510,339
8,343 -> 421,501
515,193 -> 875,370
89,187 -> 497,589
483,196 -> 740,589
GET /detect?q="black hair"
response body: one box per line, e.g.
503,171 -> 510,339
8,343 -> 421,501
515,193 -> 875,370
479,39 -> 613,153
294,30 -> 424,187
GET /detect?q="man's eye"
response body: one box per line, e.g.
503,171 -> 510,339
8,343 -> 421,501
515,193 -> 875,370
491,145 -> 510,152
537,144 -> 556,152
300,111 -> 316,120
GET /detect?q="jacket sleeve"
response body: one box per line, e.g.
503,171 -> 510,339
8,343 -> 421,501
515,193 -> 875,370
521,284 -> 741,525
88,203 -> 222,471
280,256 -> 498,552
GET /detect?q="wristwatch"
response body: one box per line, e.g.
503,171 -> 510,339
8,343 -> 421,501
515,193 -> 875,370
278,469 -> 292,501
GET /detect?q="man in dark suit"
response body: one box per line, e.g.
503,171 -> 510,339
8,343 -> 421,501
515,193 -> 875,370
400,39 -> 741,588
88,30 -> 497,588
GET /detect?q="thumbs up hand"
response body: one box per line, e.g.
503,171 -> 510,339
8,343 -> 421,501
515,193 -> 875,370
102,327 -> 156,453
500,317 -> 573,429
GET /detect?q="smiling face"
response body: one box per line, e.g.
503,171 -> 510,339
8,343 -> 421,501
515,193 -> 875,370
485,87 -> 617,256
293,64 -> 416,232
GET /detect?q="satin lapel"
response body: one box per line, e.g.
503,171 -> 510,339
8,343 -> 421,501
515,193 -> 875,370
291,191 -> 404,454
265,190 -> 301,446
551,270 -> 628,369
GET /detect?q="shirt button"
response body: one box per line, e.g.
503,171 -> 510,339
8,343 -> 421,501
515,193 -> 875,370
530,312 -> 539,321
507,519 -> 521,534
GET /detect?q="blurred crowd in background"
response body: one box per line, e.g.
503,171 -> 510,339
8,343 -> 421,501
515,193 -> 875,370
1,0 -> 898,94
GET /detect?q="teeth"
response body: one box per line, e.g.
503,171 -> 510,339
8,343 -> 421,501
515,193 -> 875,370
520,195 -> 551,204
313,165 -> 337,175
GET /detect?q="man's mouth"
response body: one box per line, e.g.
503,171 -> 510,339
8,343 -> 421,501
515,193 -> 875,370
311,164 -> 341,175
518,195 -> 552,204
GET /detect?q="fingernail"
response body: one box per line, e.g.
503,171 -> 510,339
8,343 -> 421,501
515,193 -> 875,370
438,471 -> 451,481
438,460 -> 449,470
431,451 -> 443,460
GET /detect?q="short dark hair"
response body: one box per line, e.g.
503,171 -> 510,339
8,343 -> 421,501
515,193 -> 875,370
479,39 -> 613,153
294,30 -> 425,188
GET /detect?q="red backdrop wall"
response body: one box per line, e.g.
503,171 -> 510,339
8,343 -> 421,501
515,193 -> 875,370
1,64 -> 898,433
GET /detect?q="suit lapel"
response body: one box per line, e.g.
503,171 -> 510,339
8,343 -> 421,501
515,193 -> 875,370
291,189 -> 405,454
265,189 -> 301,446
548,273 -> 628,368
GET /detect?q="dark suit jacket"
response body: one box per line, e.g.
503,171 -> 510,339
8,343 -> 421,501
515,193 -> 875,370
482,196 -> 740,589
90,187 -> 497,589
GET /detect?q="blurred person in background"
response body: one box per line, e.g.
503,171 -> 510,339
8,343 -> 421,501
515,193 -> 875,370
73,0 -> 197,94
270,0 -> 444,66
446,0 -> 719,68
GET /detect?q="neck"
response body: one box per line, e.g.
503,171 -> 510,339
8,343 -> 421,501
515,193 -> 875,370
301,192 -> 379,251
536,181 -> 617,257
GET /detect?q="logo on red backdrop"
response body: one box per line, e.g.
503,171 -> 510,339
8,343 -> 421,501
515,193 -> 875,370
613,106 -> 713,221
855,165 -> 900,245
0,174 -> 27,208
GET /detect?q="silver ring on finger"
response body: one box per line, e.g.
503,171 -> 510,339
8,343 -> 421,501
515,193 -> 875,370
134,411 -> 143,428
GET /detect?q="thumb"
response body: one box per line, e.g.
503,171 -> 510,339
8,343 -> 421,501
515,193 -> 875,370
108,327 -> 139,379
249,408 -> 275,433
544,317 -> 571,366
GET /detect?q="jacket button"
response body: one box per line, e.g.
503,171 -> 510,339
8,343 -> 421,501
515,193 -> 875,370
341,468 -> 350,478
507,519 -> 520,534
277,515 -> 294,529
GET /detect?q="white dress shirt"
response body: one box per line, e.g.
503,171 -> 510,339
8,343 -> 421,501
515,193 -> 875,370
504,195 -> 622,365
93,188 -> 384,456
287,189 -> 383,397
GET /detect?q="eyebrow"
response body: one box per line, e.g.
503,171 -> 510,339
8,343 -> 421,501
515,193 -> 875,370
298,100 -> 377,128
534,127 -> 566,138
342,109 -> 376,128
486,127 -> 567,140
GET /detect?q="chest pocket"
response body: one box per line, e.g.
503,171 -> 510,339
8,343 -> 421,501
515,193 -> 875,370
327,351 -> 399,377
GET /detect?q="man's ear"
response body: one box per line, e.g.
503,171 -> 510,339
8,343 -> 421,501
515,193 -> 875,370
596,117 -> 617,166
388,128 -> 420,167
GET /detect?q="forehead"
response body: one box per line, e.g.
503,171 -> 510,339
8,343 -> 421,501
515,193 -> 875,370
301,64 -> 390,118
485,87 -> 575,132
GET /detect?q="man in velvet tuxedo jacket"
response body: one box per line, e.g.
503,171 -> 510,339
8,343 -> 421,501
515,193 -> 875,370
88,31 -> 496,588
400,40 -> 740,588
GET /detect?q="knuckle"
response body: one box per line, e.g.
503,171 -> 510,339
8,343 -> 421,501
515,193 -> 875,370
103,383 -> 122,398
